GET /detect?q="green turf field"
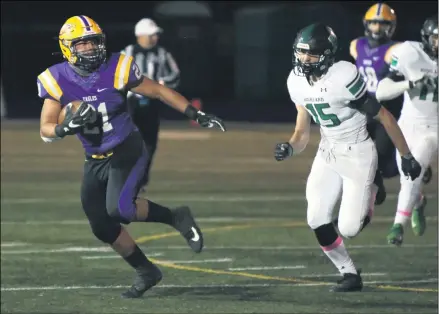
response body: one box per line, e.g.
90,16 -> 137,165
1,121 -> 438,314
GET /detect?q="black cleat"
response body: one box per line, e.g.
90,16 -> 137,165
374,171 -> 386,205
422,166 -> 432,184
172,206 -> 204,253
330,270 -> 363,292
121,263 -> 162,299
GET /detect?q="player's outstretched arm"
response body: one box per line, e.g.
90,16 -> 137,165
274,105 -> 311,161
375,106 -> 422,180
376,72 -> 436,101
349,93 -> 421,180
130,77 -> 226,131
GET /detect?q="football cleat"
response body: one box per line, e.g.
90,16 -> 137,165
330,270 -> 363,292
172,206 -> 204,253
121,263 -> 162,299
412,195 -> 427,236
387,223 -> 404,246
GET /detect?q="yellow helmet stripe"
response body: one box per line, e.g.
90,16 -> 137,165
114,54 -> 133,90
38,69 -> 63,101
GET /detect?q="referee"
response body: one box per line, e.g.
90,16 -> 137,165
122,18 -> 180,190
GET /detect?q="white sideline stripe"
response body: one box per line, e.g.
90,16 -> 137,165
2,244 -> 436,255
146,244 -> 438,250
1,247 -> 113,254
2,216 -> 438,225
81,253 -> 163,259
298,272 -> 388,278
1,279 -> 437,292
159,258 -> 233,264
2,193 -> 436,204
229,265 -> 306,271
0,242 -> 29,247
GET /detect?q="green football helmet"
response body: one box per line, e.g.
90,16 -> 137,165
292,23 -> 338,78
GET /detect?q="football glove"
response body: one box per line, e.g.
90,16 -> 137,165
55,102 -> 97,138
401,153 -> 422,180
274,142 -> 293,161
184,105 -> 226,132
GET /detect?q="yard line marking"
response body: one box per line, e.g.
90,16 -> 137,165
134,221 -> 306,244
81,253 -> 163,259
1,244 -> 436,256
145,244 -> 438,250
0,242 -> 29,247
229,265 -> 306,271
2,216 -> 437,225
1,247 -> 114,254
1,193 -> 436,204
297,272 -> 388,278
148,258 -> 438,293
2,279 -> 437,292
80,256 -> 231,263
159,258 -> 233,264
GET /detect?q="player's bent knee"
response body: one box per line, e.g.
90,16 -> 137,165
338,221 -> 361,239
107,204 -> 132,225
90,221 -> 122,244
307,209 -> 331,230
313,223 -> 338,247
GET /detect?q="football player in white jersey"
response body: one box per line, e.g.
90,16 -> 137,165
274,23 -> 422,292
376,15 -> 438,246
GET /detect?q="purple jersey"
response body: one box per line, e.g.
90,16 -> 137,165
37,53 -> 143,154
355,37 -> 396,95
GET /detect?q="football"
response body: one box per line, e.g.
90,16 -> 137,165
58,100 -> 83,124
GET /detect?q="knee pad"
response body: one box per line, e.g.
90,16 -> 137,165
90,221 -> 122,244
313,223 -> 339,247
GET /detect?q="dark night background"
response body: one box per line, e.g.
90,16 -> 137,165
1,1 -> 437,122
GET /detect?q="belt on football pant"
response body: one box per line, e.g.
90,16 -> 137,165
87,151 -> 114,160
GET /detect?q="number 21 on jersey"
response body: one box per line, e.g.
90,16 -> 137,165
83,102 -> 113,134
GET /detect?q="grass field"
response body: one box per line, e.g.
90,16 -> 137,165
1,120 -> 438,314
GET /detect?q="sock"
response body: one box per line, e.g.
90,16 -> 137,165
123,245 -> 153,272
321,237 -> 357,275
144,200 -> 174,225
394,194 -> 424,226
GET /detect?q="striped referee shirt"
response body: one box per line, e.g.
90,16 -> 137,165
121,44 -> 180,89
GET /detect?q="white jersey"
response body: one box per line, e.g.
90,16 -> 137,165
389,41 -> 438,123
287,61 -> 369,144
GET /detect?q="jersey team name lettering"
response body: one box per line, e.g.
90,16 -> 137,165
83,96 -> 98,102
304,97 -> 325,102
